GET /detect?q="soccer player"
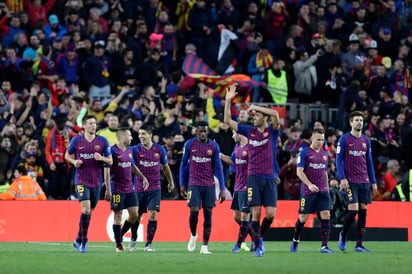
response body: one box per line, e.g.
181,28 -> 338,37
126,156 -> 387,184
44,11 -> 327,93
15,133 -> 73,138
103,129 -> 149,252
65,115 -> 113,253
336,111 -> 377,252
221,130 -> 251,252
180,121 -> 226,254
290,128 -> 335,253
224,85 -> 280,257
128,124 -> 174,252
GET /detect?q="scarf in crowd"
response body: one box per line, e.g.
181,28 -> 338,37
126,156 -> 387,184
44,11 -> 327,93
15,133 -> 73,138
52,127 -> 71,153
256,50 -> 273,69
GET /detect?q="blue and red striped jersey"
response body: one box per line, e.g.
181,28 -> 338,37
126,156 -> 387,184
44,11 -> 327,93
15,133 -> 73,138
179,138 -> 225,189
230,143 -> 248,191
109,145 -> 135,193
336,133 -> 376,184
237,124 -> 280,178
131,143 -> 167,192
67,135 -> 111,187
297,147 -> 329,195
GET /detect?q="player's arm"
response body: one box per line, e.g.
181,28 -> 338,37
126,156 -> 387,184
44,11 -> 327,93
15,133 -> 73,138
248,104 -> 280,128
163,164 -> 175,193
297,167 -> 319,193
366,138 -> 377,195
64,137 -> 82,168
179,141 -> 191,196
104,167 -> 111,201
220,152 -> 234,165
335,136 -> 348,190
213,143 -> 226,203
325,171 -> 329,192
95,138 -> 113,165
132,165 -> 149,190
224,85 -> 238,131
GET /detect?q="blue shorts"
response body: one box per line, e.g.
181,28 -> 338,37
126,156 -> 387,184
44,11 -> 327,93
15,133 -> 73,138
187,185 -> 216,208
247,175 -> 278,207
137,190 -> 161,213
347,183 -> 372,204
231,191 -> 250,213
76,185 -> 100,209
298,192 -> 332,214
111,192 -> 138,211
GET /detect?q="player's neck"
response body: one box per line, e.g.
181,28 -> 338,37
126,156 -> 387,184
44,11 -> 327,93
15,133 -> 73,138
310,146 -> 320,152
350,130 -> 362,138
117,143 -> 126,151
239,139 -> 248,146
84,132 -> 96,141
257,124 -> 268,132
143,141 -> 153,149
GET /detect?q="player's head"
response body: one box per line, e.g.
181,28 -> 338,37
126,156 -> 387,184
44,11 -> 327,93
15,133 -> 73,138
310,128 -> 325,150
117,128 -> 132,147
195,121 -> 209,143
82,115 -> 97,135
138,123 -> 153,147
349,111 -> 364,132
251,110 -> 269,128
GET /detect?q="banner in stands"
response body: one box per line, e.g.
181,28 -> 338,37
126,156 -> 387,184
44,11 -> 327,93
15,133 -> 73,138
0,201 -> 411,242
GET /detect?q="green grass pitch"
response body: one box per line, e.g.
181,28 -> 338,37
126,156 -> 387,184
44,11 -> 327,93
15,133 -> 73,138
0,241 -> 410,273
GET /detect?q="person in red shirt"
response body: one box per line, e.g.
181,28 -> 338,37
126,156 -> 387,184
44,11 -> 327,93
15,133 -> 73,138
381,159 -> 401,200
24,0 -> 56,27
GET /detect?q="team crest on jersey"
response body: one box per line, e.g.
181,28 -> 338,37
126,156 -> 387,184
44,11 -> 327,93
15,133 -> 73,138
154,153 -> 160,158
300,206 -> 304,211
242,151 -> 247,156
129,153 -> 132,158
95,145 -> 101,150
362,143 -> 367,149
263,132 -> 269,138
207,149 -> 212,156
323,155 -> 327,161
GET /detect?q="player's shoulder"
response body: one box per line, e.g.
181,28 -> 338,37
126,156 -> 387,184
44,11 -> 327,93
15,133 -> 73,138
96,134 -> 109,143
300,146 -> 310,155
338,133 -> 350,142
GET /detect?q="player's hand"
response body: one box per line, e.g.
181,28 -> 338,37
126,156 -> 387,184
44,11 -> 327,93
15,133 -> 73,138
94,152 -> 103,161
219,189 -> 226,203
340,179 -> 349,191
73,160 -> 83,168
371,183 -> 377,196
181,185 -> 187,198
49,163 -> 56,171
143,177 -> 149,191
275,176 -> 281,185
104,189 -> 111,201
167,181 -> 174,193
308,183 -> 319,193
247,104 -> 256,113
225,85 -> 237,101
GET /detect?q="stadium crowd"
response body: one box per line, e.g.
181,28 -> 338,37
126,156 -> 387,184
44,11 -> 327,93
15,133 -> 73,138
0,0 -> 412,209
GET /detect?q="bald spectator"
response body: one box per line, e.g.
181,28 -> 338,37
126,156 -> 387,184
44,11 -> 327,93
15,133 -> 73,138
381,159 -> 401,200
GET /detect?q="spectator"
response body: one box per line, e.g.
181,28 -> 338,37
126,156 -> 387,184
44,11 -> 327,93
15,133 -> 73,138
24,0 -> 56,27
278,151 -> 300,200
43,14 -> 67,43
96,113 -> 119,146
17,151 -> 44,192
293,49 -> 321,102
56,43 -> 80,86
0,165 -> 46,200
381,159 -> 402,200
0,11 -> 25,48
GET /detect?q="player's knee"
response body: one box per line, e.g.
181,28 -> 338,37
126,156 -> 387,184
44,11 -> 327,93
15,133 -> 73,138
299,214 -> 309,223
148,210 -> 157,220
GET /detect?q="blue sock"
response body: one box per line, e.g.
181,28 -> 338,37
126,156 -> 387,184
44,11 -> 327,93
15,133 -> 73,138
189,210 -> 199,236
356,209 -> 367,247
203,210 -> 212,245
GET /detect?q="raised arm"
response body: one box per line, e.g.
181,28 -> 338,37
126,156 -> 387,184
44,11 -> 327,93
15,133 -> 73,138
224,85 -> 238,131
248,104 -> 280,128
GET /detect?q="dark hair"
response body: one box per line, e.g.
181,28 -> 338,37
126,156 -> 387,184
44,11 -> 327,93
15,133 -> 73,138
349,111 -> 364,121
140,123 -> 153,134
16,165 -> 27,176
312,128 -> 325,135
302,128 -> 313,139
195,120 -> 209,128
82,115 -> 97,124
325,128 -> 336,138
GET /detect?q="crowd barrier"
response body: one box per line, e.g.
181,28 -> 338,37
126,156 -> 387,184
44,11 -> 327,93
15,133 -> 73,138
0,201 -> 411,242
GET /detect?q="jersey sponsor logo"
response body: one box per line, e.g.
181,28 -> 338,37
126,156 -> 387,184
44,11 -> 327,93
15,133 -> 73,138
80,153 -> 94,159
309,163 -> 326,169
118,162 -> 132,168
139,160 -> 159,167
349,150 -> 366,156
235,158 -> 247,164
249,139 -> 268,147
207,149 -> 212,156
192,156 -> 211,163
